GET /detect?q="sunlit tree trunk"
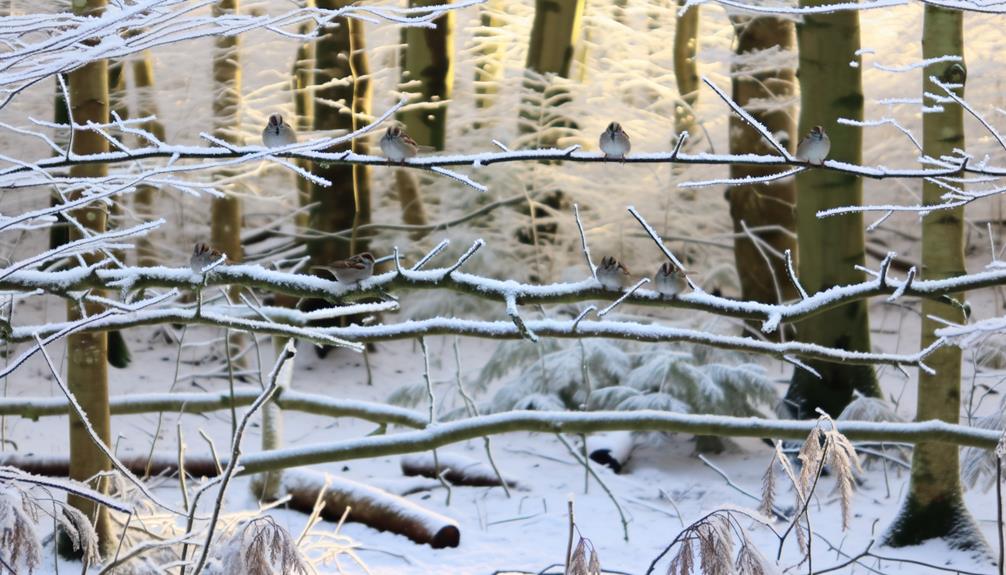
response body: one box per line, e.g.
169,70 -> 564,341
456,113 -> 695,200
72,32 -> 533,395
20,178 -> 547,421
131,50 -> 166,267
883,7 -> 987,551
253,337 -> 293,501
518,0 -> 584,141
673,0 -> 699,146
473,0 -> 505,118
517,0 -> 584,248
396,0 -> 452,228
211,0 -> 243,363
785,1 -> 880,418
211,0 -> 242,265
398,0 -> 453,150
727,16 -> 798,328
104,59 -> 131,369
292,0 -> 316,231
64,0 -> 114,556
312,2 -> 370,265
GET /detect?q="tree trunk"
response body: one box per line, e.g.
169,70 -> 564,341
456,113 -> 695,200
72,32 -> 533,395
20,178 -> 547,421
394,0 -> 440,231
673,0 -> 699,146
210,0 -> 243,265
398,0 -> 454,150
252,338 -> 293,501
516,0 -> 584,248
883,7 -> 987,551
64,0 -> 114,556
518,0 -> 584,141
131,50 -> 167,268
727,16 -> 798,331
311,3 -> 371,265
211,0 -> 244,363
784,1 -> 880,418
473,1 -> 505,118
292,0 -> 316,231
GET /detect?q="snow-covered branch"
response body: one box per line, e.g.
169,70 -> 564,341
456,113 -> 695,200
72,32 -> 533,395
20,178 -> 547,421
234,410 -> 1003,476
4,251 -> 1002,336
0,0 -> 479,109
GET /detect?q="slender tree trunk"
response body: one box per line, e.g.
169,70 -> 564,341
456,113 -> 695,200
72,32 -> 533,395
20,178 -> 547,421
727,16 -> 798,328
673,0 -> 699,146
516,0 -> 584,248
210,0 -> 242,265
518,0 -> 584,141
211,0 -> 243,363
473,0 -> 505,117
883,7 -> 987,551
398,0 -> 454,150
105,59 -> 131,369
785,1 -> 880,418
292,0 -> 316,231
312,2 -> 370,265
64,0 -> 114,556
131,50 -> 166,268
396,0 -> 450,229
252,338 -> 293,501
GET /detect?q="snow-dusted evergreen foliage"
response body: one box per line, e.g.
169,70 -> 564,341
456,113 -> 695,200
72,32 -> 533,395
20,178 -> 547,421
483,339 -> 776,421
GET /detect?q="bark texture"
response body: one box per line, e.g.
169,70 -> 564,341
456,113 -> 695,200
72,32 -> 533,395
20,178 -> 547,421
727,16 -> 799,328
883,7 -> 987,551
65,0 -> 114,555
785,1 -> 880,419
311,2 -> 370,266
673,0 -> 699,144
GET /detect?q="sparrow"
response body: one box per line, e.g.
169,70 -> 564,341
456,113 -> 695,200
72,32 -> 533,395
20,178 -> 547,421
795,125 -> 830,165
317,252 -> 376,286
190,242 -> 225,275
596,256 -> 631,290
654,261 -> 688,297
599,122 -> 631,160
379,126 -> 419,163
262,113 -> 297,148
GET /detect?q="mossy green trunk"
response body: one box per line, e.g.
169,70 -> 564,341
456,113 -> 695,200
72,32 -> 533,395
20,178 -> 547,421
673,0 -> 699,145
132,50 -> 167,267
473,1 -> 505,115
785,1 -> 879,418
518,0 -> 584,140
210,0 -> 242,265
883,7 -> 987,551
398,0 -> 454,150
65,0 -> 114,556
292,0 -> 316,230
312,2 -> 370,265
728,16 -> 798,322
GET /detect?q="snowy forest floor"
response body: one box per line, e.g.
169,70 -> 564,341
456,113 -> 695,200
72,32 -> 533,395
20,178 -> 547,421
7,268 -> 1004,575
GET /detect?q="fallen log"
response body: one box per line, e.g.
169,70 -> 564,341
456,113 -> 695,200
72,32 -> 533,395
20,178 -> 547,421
0,452 -> 460,548
279,468 -> 460,548
401,451 -> 519,488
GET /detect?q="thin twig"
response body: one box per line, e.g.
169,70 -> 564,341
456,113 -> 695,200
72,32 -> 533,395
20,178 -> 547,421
189,341 -> 296,575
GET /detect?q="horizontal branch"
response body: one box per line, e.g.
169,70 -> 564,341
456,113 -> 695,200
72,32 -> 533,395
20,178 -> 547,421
3,142 -> 995,184
5,257 -> 1001,333
0,388 -> 427,429
234,410 -> 1003,476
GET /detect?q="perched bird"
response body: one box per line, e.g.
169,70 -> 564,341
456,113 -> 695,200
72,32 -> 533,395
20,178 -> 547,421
654,261 -> 688,297
318,252 -> 376,286
262,113 -> 297,148
379,126 -> 419,163
599,122 -> 631,160
190,242 -> 225,275
795,125 -> 830,165
596,256 -> 631,290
